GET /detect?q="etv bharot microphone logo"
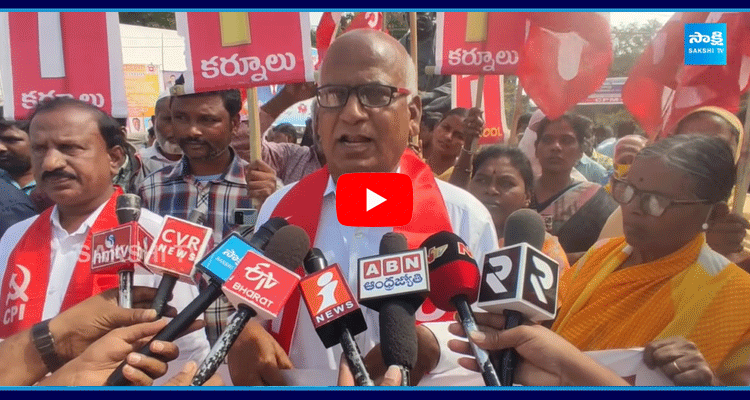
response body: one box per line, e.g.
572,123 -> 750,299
684,23 -> 727,65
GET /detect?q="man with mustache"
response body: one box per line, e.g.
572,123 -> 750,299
0,98 -> 210,383
227,29 -> 498,386
137,89 -> 277,345
132,94 -> 183,190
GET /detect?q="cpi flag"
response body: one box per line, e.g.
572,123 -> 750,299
434,12 -> 527,76
177,12 -> 314,94
452,75 -> 509,145
0,12 -> 127,120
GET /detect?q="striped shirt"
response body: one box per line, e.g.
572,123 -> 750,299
262,140 -> 322,185
138,148 -> 251,345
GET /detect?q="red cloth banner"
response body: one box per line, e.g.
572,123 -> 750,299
452,74 -> 508,145
177,12 -> 314,94
345,12 -> 385,33
0,12 -> 127,120
623,12 -> 750,139
435,12 -> 527,76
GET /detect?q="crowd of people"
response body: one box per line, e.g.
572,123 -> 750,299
0,26 -> 748,388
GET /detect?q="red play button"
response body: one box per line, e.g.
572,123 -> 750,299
336,173 -> 413,227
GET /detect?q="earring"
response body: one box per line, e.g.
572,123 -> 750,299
702,222 -> 709,231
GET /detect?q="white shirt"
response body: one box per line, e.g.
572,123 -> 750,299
0,202 -> 210,384
256,173 -> 499,384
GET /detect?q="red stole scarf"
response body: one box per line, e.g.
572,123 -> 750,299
0,187 -> 123,338
270,150 -> 455,353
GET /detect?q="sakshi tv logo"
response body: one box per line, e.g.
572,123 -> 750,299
684,23 -> 727,66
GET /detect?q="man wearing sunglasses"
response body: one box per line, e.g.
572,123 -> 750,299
226,29 -> 498,386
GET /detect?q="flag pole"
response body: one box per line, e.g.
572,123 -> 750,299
471,75 -> 485,153
247,87 -> 262,209
409,12 -> 420,151
731,94 -> 750,214
509,77 -> 524,145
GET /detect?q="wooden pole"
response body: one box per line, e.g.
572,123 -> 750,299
409,12 -> 419,151
731,95 -> 750,215
471,75 -> 485,152
509,77 -> 524,145
247,87 -> 262,209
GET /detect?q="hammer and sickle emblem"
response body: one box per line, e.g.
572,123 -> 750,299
6,264 -> 31,306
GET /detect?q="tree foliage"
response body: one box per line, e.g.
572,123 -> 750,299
119,12 -> 175,30
609,19 -> 663,77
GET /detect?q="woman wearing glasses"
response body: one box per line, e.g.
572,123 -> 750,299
552,134 -> 750,386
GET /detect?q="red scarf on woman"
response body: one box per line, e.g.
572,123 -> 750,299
269,150 -> 455,353
0,187 -> 122,338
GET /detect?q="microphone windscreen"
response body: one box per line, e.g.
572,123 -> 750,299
248,217 -> 289,247
262,225 -> 311,271
420,231 -> 480,311
115,194 -> 142,224
503,209 -> 546,249
379,301 -> 418,370
379,232 -> 408,255
303,248 -> 327,274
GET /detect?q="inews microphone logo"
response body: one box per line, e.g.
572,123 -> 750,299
223,251 -> 300,320
357,248 -> 429,302
300,264 -> 360,328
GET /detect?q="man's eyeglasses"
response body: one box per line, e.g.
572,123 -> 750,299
610,177 -> 711,217
316,83 -> 411,109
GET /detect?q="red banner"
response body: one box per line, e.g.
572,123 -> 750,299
177,12 -> 314,94
435,12 -> 527,76
0,12 -> 127,120
452,74 -> 508,145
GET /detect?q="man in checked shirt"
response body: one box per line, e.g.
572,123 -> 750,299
137,89 -> 277,345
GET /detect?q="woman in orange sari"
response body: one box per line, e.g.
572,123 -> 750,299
552,135 -> 750,386
467,146 -> 569,275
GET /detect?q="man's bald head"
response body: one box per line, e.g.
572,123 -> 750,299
320,30 -> 417,96
315,29 -> 422,181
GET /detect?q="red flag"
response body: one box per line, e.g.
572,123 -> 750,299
315,12 -> 342,70
176,12 -> 314,93
452,75 -> 509,145
434,12 -> 527,76
345,12 -> 385,33
661,12 -> 750,135
622,13 -> 710,137
516,12 -> 613,120
0,12 -> 127,120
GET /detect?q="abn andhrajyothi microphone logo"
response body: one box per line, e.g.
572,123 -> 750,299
684,23 -> 727,65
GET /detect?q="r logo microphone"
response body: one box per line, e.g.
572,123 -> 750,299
478,243 -> 558,321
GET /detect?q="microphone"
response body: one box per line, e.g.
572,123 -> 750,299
420,231 -> 500,386
105,217 -> 289,386
90,194 -> 152,308
357,233 -> 430,386
191,225 -> 310,386
477,209 -> 559,386
299,248 -> 372,386
146,210 -> 212,318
